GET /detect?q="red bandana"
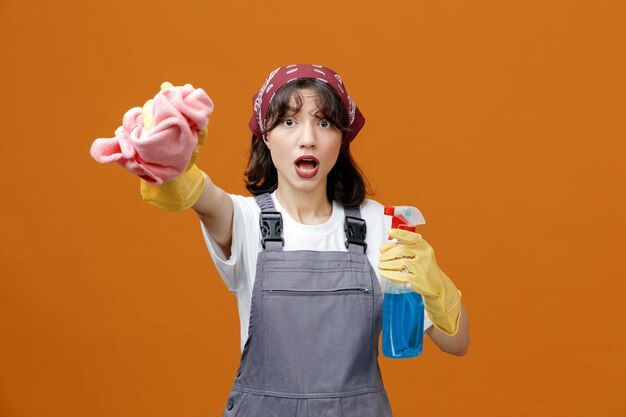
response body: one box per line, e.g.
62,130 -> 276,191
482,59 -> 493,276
248,64 -> 365,145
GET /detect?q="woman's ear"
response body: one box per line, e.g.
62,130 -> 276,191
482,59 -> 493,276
264,135 -> 271,150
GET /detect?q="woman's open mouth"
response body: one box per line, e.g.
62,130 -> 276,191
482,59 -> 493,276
294,155 -> 320,178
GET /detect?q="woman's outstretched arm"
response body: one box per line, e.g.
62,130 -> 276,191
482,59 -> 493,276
193,173 -> 234,258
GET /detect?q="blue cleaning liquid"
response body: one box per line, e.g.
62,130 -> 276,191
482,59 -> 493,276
382,291 -> 425,358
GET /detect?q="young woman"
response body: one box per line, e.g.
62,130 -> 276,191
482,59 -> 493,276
140,64 -> 470,416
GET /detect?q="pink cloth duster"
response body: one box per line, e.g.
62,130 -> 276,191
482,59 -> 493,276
90,85 -> 214,184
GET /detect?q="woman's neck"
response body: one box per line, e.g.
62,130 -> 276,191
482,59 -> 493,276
275,185 -> 333,225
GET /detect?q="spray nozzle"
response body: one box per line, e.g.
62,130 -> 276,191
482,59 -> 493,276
384,206 -> 426,240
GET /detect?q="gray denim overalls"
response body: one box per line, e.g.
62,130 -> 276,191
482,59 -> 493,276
223,193 -> 393,417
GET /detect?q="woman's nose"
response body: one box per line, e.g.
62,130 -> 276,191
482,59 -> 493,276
299,121 -> 317,148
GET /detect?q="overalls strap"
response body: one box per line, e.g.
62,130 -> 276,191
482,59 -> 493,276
255,193 -> 283,251
255,192 -> 277,212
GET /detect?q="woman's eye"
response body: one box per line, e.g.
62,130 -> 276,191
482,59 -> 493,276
282,119 -> 295,127
319,120 -> 332,128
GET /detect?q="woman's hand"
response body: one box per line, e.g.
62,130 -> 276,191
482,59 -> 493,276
90,81 -> 212,191
141,82 -> 208,172
377,229 -> 462,336
139,82 -> 213,211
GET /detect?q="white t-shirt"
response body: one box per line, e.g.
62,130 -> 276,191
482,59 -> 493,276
201,191 -> 433,351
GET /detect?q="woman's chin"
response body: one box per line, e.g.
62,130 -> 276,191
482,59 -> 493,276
277,175 -> 327,195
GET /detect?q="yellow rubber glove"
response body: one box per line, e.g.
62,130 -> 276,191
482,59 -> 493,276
139,82 -> 208,211
378,229 -> 462,335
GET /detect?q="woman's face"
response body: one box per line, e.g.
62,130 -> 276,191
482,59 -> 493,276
265,88 -> 343,195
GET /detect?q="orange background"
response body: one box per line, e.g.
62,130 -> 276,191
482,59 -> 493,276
1,0 -> 625,416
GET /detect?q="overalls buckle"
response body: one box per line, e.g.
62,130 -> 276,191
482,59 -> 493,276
344,216 -> 367,250
260,211 -> 284,249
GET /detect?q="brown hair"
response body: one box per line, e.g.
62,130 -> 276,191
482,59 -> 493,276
244,78 -> 372,207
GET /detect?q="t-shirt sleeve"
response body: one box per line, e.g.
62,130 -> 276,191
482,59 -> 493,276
200,193 -> 259,293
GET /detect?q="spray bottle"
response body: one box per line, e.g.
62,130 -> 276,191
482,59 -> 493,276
382,206 -> 426,359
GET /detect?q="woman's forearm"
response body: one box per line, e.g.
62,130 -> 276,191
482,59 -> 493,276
192,171 -> 234,257
192,171 -> 229,217
426,304 -> 470,356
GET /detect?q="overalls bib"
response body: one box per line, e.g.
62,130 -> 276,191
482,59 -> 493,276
223,193 -> 393,417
